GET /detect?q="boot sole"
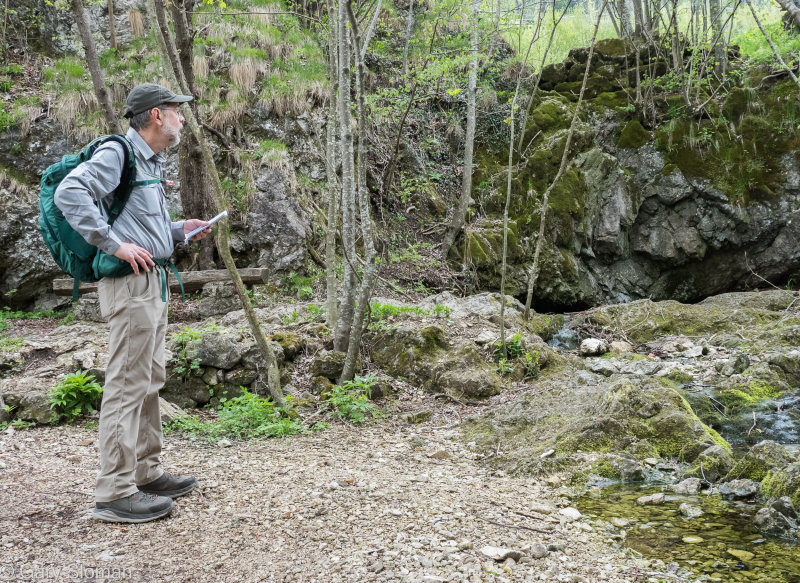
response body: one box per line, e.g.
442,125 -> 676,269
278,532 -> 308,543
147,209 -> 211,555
92,505 -> 173,523
140,480 -> 198,499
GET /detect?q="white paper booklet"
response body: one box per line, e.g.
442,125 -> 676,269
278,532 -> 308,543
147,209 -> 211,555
184,210 -> 228,244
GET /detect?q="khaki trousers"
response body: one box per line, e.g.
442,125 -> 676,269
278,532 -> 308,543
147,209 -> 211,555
95,267 -> 168,503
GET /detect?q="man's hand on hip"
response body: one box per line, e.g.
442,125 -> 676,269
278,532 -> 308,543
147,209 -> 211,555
114,242 -> 155,275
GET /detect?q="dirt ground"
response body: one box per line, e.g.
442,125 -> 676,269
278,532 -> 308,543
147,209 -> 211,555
0,420 -> 682,583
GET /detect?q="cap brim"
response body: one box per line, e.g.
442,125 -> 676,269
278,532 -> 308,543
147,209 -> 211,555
171,95 -> 193,103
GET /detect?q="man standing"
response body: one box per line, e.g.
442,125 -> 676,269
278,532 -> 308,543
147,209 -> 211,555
55,83 -> 211,523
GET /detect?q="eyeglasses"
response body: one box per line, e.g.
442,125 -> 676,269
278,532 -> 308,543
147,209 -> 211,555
158,106 -> 182,115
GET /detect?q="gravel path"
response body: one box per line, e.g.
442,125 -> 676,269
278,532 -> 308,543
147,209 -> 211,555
0,421 -> 680,583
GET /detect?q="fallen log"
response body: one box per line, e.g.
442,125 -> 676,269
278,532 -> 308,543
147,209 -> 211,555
53,268 -> 268,296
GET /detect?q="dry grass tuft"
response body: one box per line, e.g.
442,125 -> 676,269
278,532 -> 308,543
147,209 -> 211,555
207,89 -> 247,130
194,55 -> 209,80
0,170 -> 33,207
15,103 -> 42,137
52,89 -> 98,133
128,10 -> 145,38
231,60 -> 260,92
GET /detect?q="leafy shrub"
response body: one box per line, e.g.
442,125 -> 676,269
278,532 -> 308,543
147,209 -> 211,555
169,326 -> 204,378
327,375 -> 378,424
165,390 -> 305,440
493,332 -> 526,360
50,370 -> 103,422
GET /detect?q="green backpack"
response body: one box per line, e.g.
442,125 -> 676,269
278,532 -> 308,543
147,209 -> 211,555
39,134 -> 139,301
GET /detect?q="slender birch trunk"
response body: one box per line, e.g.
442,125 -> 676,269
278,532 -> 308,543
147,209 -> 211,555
524,1 -> 608,319
401,0 -> 415,82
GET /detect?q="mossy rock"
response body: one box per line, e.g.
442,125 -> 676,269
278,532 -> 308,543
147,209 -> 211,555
557,379 -> 729,462
595,37 -> 634,60
686,444 -> 734,482
539,61 -> 568,89
616,120 -> 651,149
716,379 -> 786,414
579,293 -> 799,344
722,87 -> 757,121
529,99 -> 571,133
592,91 -> 629,109
760,462 -> 800,509
370,324 -> 502,399
726,440 -> 796,482
269,331 -> 304,360
528,312 -> 565,341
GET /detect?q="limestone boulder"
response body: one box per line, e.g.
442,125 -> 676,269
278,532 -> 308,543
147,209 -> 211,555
370,324 -> 502,399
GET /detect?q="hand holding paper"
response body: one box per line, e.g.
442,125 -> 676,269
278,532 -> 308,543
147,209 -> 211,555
183,211 -> 228,244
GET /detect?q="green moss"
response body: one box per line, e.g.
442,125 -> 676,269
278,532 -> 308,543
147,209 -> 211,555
616,120 -> 651,149
548,168 -> 585,217
718,380 -> 783,413
595,37 -> 631,58
761,468 -> 800,509
722,87 -> 754,120
593,91 -> 629,109
530,99 -> 570,132
466,233 -> 490,266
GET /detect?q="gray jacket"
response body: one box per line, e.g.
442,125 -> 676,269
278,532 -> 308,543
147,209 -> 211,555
54,127 -> 185,258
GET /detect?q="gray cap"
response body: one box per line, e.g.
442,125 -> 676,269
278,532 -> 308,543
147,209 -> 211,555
123,83 -> 193,118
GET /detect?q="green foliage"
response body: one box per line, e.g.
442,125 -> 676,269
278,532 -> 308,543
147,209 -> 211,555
494,332 -> 526,360
327,375 -> 378,424
169,326 -> 206,379
166,390 -> 305,440
283,270 -> 315,300
736,21 -> 800,65
49,370 -> 103,423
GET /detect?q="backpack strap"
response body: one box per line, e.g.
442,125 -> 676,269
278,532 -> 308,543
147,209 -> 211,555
92,135 -> 138,228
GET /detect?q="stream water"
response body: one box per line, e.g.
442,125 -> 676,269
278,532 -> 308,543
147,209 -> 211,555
577,484 -> 800,582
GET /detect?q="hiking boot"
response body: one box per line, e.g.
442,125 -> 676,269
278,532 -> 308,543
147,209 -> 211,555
93,491 -> 173,523
139,471 -> 198,499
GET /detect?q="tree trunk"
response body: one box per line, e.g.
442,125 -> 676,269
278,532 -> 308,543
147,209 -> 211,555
776,0 -> 800,30
340,0 -> 379,383
401,0 -> 415,82
108,0 -> 117,49
152,0 -> 285,407
709,0 -> 727,73
631,0 -> 644,37
361,0 -> 383,59
334,6 -> 357,353
325,0 -> 340,330
524,1 -> 607,319
440,0 -> 479,259
71,0 -> 121,134
615,0 -> 631,37
499,2 -> 546,355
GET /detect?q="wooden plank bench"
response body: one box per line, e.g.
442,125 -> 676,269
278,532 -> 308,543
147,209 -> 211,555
53,268 -> 268,296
